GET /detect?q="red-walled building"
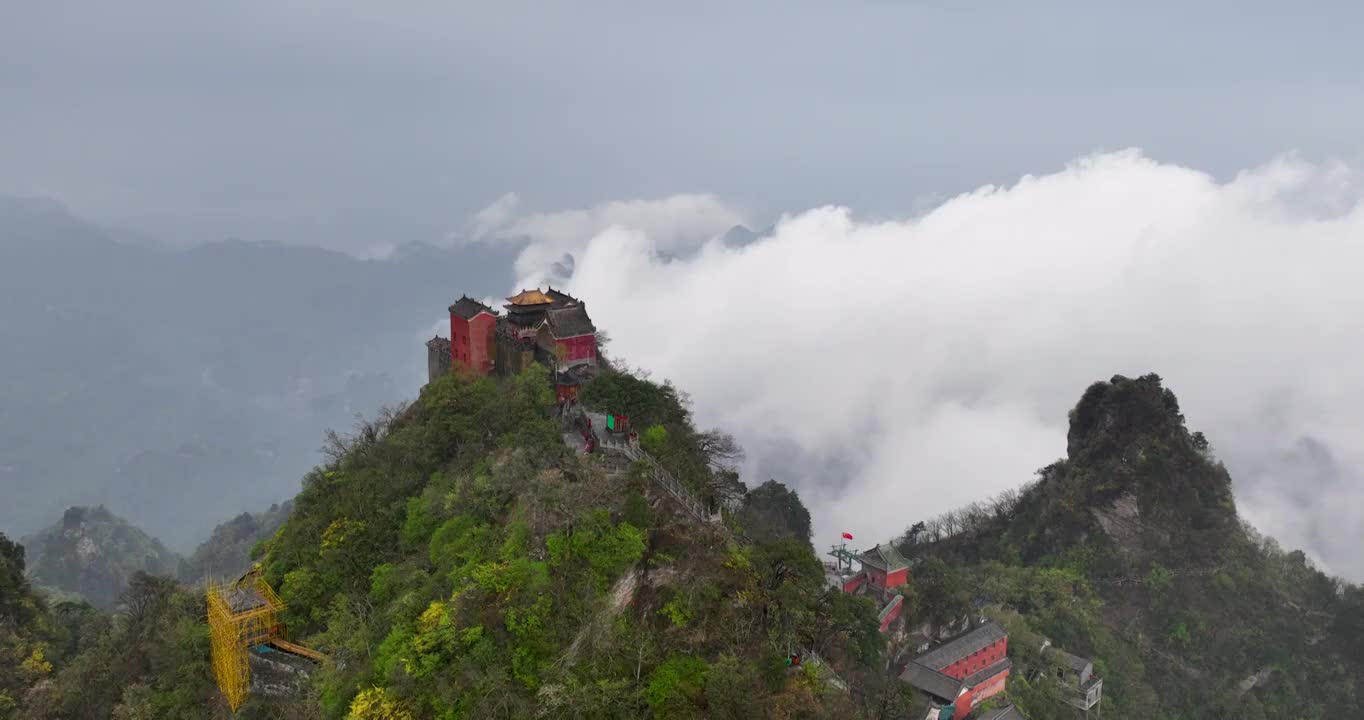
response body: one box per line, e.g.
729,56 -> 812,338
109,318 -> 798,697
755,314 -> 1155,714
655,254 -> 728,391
546,305 -> 597,368
826,542 -> 913,634
899,621 -> 1011,720
878,594 -> 905,632
435,287 -> 598,397
859,543 -> 911,594
449,296 -> 498,375
502,289 -> 598,366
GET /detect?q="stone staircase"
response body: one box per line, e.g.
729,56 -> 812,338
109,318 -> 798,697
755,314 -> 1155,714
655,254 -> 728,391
558,404 -> 747,545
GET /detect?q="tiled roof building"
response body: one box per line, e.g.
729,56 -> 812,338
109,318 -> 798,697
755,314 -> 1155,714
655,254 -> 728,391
899,620 -> 1011,720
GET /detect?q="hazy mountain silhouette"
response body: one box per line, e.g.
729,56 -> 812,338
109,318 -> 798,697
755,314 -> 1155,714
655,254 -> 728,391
0,196 -> 520,548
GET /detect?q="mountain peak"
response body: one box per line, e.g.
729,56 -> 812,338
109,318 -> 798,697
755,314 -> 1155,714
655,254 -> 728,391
1066,373 -> 1191,462
1025,374 -> 1238,566
21,505 -> 182,609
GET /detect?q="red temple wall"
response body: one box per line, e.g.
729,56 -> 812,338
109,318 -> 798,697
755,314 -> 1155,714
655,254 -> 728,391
942,637 -> 1008,679
469,313 -> 496,374
886,566 -> 909,588
450,312 -> 496,375
555,334 -> 596,363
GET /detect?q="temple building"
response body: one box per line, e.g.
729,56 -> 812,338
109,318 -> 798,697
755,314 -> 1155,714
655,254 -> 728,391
1041,645 -> 1103,716
431,287 -> 599,400
899,620 -> 1012,720
859,543 -> 912,595
826,541 -> 913,632
449,295 -> 498,375
426,336 -> 452,384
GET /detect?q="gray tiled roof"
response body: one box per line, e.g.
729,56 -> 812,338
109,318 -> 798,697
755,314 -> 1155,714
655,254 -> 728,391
547,305 -> 596,338
898,661 -> 962,701
913,621 -> 1007,671
545,286 -> 580,305
962,657 -> 1012,687
450,295 -> 496,320
1047,648 -> 1092,674
858,543 -> 912,572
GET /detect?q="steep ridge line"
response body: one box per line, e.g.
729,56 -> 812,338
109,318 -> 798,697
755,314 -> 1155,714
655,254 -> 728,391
557,404 -> 749,546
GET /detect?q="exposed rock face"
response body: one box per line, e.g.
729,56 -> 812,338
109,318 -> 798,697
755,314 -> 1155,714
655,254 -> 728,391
21,505 -> 182,609
249,649 -> 315,698
1092,492 -> 1144,557
1048,374 -> 1237,565
1236,666 -> 1277,698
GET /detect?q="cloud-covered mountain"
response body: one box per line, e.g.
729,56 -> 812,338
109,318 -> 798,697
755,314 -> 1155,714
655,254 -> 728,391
8,147 -> 1363,586
0,196 -> 519,548
496,150 -> 1364,581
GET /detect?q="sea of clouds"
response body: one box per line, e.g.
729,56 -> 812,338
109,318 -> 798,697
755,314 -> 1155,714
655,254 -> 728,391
469,149 -> 1364,580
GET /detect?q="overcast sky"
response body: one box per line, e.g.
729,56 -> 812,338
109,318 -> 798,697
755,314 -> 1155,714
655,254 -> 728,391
3,1 -> 1362,254
5,3 -> 1364,577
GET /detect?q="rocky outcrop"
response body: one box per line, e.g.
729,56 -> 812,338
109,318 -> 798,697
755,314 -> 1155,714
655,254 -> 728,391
21,506 -> 182,609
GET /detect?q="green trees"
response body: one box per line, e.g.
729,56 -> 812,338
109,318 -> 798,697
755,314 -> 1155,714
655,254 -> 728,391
739,480 -> 813,544
546,510 -> 646,590
346,688 -> 414,720
646,655 -> 709,719
3,363 -> 882,718
579,370 -> 691,430
0,532 -> 33,622
0,568 -> 213,720
1,531 -> 49,718
247,364 -> 880,718
893,375 -> 1364,720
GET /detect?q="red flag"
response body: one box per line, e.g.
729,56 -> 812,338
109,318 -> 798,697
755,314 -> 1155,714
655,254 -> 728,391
841,532 -> 854,540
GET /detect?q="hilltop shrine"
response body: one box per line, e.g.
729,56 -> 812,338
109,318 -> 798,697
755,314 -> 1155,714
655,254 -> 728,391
428,286 -> 599,400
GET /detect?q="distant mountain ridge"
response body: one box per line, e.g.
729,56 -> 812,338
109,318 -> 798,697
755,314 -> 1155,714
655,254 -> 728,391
182,501 -> 293,583
0,195 -> 520,548
720,223 -> 774,248
20,505 -> 183,609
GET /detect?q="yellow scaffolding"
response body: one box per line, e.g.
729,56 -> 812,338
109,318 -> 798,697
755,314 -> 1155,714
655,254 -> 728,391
207,567 -> 288,712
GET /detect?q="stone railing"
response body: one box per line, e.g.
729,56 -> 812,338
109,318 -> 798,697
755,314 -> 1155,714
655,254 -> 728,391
558,404 -> 745,543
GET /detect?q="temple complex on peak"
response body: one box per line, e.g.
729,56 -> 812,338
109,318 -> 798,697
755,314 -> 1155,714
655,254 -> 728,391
427,286 -> 599,401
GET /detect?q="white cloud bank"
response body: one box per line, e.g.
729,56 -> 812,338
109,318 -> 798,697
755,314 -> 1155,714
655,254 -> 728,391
498,150 -> 1364,580
469,193 -> 745,284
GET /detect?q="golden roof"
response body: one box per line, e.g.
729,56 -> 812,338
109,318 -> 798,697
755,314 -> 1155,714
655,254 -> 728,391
506,289 -> 555,306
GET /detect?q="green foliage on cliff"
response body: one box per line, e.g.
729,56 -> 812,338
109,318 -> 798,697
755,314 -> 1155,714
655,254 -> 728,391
2,364 -> 885,719
898,374 -> 1364,720
0,543 -> 215,720
17,366 -> 1358,720
239,365 -> 883,719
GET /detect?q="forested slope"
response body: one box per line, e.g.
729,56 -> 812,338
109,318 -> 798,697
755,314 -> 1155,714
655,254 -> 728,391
9,368 -> 1362,720
894,374 -> 1364,719
250,364 -> 890,719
